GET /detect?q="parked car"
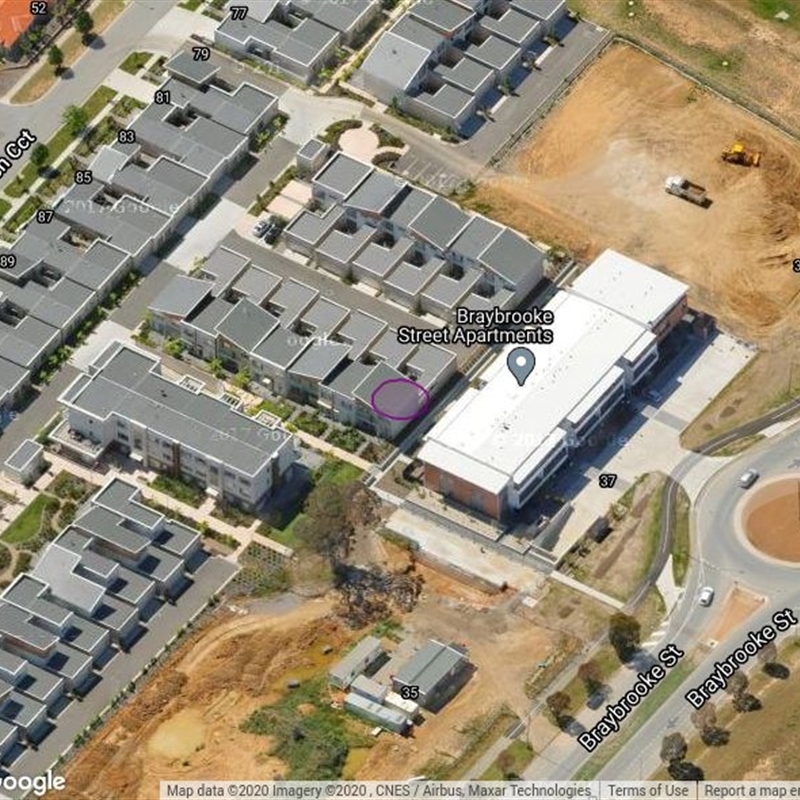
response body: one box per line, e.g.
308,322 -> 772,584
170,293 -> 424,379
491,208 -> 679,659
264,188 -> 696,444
252,219 -> 270,237
738,469 -> 759,489
263,222 -> 281,244
698,586 -> 715,607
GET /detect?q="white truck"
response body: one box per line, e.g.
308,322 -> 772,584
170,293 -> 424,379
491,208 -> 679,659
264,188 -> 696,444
665,175 -> 708,206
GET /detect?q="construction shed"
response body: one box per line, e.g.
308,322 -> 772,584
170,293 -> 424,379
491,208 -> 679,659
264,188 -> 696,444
328,636 -> 384,689
350,674 -> 389,704
344,692 -> 410,734
392,639 -> 469,711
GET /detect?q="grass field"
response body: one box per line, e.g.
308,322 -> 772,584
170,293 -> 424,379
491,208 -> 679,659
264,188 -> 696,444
652,639 -> 800,779
670,485 -> 691,586
1,495 -> 59,545
118,51 -> 152,75
480,740 -> 535,780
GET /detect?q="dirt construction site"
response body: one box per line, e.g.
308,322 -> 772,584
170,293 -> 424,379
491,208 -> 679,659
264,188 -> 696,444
47,555 -> 563,799
467,43 -> 800,446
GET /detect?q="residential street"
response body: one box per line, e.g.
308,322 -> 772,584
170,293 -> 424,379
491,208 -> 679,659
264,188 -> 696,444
0,0 -> 179,188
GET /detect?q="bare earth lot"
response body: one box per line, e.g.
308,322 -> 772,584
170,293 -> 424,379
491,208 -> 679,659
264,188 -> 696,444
48,559 -> 562,797
466,43 -> 800,446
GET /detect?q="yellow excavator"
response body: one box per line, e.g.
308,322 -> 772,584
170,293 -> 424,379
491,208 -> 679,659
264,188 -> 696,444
721,142 -> 761,167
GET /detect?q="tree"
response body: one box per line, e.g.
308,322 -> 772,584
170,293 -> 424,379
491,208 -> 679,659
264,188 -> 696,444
163,338 -> 185,359
209,358 -> 225,378
30,143 -> 50,171
725,670 -> 748,696
545,691 -> 571,723
495,750 -> 516,780
47,44 -> 64,73
577,660 -> 603,696
668,761 -> 704,781
659,732 -> 687,764
73,10 -> 94,42
295,481 -> 355,563
732,693 -> 762,713
757,641 -> 778,668
62,105 -> 89,136
231,367 -> 250,389
608,612 -> 641,662
690,702 -> 716,733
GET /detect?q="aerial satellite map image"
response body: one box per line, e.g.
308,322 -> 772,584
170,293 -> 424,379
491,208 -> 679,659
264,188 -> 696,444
0,0 -> 799,797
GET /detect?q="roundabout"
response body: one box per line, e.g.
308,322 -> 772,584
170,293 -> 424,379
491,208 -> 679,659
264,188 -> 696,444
739,474 -> 800,564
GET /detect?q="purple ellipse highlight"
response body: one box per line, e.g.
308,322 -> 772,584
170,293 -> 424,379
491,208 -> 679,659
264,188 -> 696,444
370,378 -> 430,422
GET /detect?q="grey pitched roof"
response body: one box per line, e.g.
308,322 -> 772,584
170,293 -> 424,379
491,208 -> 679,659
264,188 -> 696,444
479,228 -> 545,285
384,256 -> 444,295
0,316 -> 60,370
165,50 -> 219,85
154,520 -> 200,558
370,329 -> 415,368
60,341 -> 292,473
0,358 -> 28,403
323,359 -> 373,398
353,237 -> 414,279
92,478 -> 163,530
451,216 -> 504,260
405,343 -> 457,387
422,271 -> 479,308
313,153 -> 373,199
394,639 -> 466,693
2,278 -> 94,331
510,0 -> 566,22
32,544 -> 106,616
0,689 -> 45,731
74,506 -> 150,559
150,275 -> 212,318
414,83 -> 474,120
0,602 -> 59,653
345,171 -> 406,215
462,35 -> 518,71
360,28 -> 434,94
391,13 -> 444,51
290,340 -> 351,380
388,187 -> 435,229
408,195 -> 471,250
251,326 -> 310,368
4,440 -> 42,472
297,138 -> 329,160
186,296 -> 236,338
480,7 -> 542,45
110,155 -> 207,215
316,226 -> 374,265
434,57 -> 494,94
265,279 -> 318,325
352,361 -> 406,406
333,311 -> 385,359
292,0 -> 378,33
230,266 -> 281,305
215,298 -> 279,351
301,298 -> 349,335
196,247 -> 251,296
285,206 -> 345,246
56,184 -> 172,256
328,636 -> 383,684
410,0 -> 474,34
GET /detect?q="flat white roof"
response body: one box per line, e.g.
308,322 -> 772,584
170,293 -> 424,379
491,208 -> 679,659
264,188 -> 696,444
569,249 -> 688,329
420,290 -> 654,492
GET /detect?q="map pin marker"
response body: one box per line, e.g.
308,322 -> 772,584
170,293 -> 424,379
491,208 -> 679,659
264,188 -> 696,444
507,347 -> 536,387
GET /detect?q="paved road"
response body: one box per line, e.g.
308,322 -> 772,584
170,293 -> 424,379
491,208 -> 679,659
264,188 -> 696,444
0,0 -> 178,189
527,422 -> 800,780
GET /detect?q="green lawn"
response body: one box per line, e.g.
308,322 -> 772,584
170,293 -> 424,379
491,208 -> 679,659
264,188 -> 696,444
671,485 -> 691,586
151,474 -> 205,506
3,196 -> 42,234
1,495 -> 60,545
179,0 -> 204,9
0,198 -> 10,222
252,398 -> 293,421
315,457 -> 363,486
4,85 -> 117,199
119,51 -> 152,75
